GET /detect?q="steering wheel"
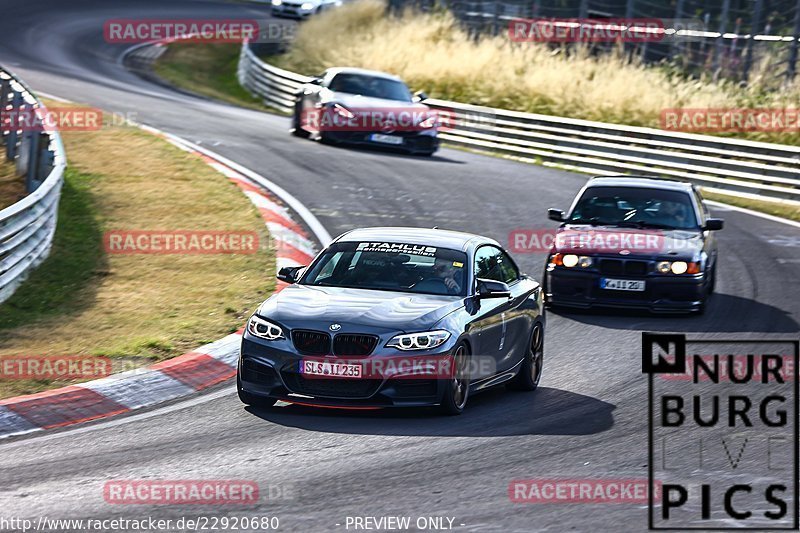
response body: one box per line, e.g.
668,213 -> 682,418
413,278 -> 453,294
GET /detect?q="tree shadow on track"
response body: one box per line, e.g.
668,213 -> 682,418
245,386 -> 615,438
550,293 -> 799,334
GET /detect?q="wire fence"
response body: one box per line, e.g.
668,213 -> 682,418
388,0 -> 800,84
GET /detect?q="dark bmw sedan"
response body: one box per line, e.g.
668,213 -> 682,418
238,227 -> 544,415
544,177 -> 724,314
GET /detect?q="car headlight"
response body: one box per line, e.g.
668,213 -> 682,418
656,260 -> 700,275
301,2 -> 314,9
272,0 -> 282,5
386,330 -> 451,351
332,103 -> 354,119
550,253 -> 593,268
247,315 -> 285,341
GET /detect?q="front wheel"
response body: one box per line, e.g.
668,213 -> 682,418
291,100 -> 311,138
438,342 -> 470,415
237,375 -> 278,408
508,322 -> 544,391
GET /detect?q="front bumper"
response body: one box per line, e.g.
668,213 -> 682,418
320,130 -> 439,154
546,266 -> 706,313
239,332 -> 454,407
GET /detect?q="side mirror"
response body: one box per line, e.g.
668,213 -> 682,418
277,266 -> 303,284
548,208 -> 565,222
308,77 -> 322,86
476,278 -> 511,299
704,218 -> 724,231
412,90 -> 428,103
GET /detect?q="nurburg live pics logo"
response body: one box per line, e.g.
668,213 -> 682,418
642,332 -> 799,530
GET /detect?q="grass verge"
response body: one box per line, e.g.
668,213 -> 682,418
153,42 -> 263,110
701,190 -> 800,223
0,158 -> 26,210
0,102 -> 274,399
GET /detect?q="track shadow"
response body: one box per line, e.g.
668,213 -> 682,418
317,139 -> 465,164
245,386 -> 615,438
550,292 -> 799,334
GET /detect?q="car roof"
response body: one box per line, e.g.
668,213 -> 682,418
585,175 -> 695,192
323,67 -> 403,82
334,227 -> 498,252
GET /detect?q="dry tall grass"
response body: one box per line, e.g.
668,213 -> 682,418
276,0 -> 800,143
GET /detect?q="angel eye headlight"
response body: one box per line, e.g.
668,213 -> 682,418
247,315 -> 285,341
656,261 -> 671,273
386,330 -> 451,351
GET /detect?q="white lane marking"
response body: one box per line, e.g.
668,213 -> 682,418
266,222 -> 316,257
0,387 -> 236,447
765,236 -> 800,247
706,200 -> 800,230
150,130 -> 333,246
243,189 -> 294,222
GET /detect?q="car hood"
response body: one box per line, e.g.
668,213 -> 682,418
325,93 -> 429,112
553,225 -> 704,259
257,284 -> 464,332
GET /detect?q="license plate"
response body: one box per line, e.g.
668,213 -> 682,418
369,133 -> 403,145
600,278 -> 645,291
300,360 -> 362,378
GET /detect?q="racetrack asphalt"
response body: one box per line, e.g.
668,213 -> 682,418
0,1 -> 799,531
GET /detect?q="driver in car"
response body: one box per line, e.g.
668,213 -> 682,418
652,200 -> 691,228
433,257 -> 463,294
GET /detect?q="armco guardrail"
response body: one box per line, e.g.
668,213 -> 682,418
238,42 -> 800,204
0,67 -> 66,304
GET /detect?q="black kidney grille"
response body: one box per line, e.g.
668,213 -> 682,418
599,259 -> 623,275
624,260 -> 649,276
333,334 -> 379,356
599,259 -> 649,276
291,330 -> 330,355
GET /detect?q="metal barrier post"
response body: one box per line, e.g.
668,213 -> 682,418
25,130 -> 41,192
6,91 -> 22,161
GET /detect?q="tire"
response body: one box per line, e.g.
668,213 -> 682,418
319,131 -> 338,145
438,342 -> 471,415
237,375 -> 278,408
508,322 -> 544,391
291,100 -> 311,138
694,264 -> 716,315
542,272 -> 553,310
707,263 -> 716,294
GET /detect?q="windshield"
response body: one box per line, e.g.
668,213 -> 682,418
302,241 -> 468,296
568,186 -> 698,230
328,73 -> 412,102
